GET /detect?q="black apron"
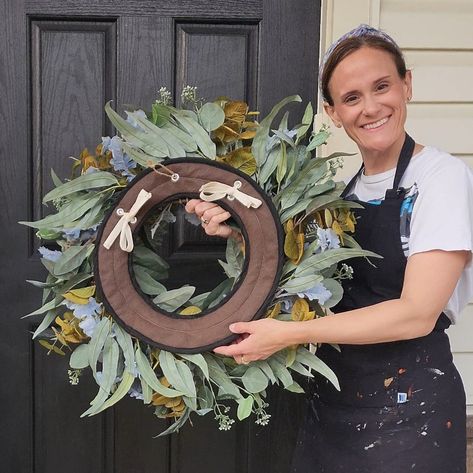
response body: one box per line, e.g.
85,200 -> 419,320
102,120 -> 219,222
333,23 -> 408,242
291,134 -> 466,472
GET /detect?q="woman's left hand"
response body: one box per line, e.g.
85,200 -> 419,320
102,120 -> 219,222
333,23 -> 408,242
212,318 -> 289,364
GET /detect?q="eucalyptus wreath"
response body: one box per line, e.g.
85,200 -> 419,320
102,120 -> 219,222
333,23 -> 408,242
20,86 -> 378,436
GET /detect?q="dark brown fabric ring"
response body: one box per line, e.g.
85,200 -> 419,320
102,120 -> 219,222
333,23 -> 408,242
95,158 -> 284,353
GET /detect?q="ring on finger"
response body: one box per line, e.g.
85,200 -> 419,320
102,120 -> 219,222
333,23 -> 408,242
240,355 -> 249,365
201,217 -> 209,225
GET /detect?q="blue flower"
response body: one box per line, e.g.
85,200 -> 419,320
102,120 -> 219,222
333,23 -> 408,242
62,228 -> 81,241
64,297 -> 102,337
38,246 -> 62,262
101,135 -> 136,181
266,128 -> 297,152
297,282 -> 332,305
128,380 -> 144,400
317,227 -> 340,251
125,109 -> 147,130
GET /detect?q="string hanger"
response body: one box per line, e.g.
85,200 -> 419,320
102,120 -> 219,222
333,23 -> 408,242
148,161 -> 180,182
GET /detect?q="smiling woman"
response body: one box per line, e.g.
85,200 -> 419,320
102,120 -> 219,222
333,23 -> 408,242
195,25 -> 473,473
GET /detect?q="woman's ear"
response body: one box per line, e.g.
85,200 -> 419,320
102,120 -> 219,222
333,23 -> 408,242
324,102 -> 342,128
404,70 -> 413,102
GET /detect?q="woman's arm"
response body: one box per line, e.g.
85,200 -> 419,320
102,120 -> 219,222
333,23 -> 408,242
213,249 -> 470,360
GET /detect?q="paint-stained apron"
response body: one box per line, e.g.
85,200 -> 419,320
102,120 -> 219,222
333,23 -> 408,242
290,134 -> 466,472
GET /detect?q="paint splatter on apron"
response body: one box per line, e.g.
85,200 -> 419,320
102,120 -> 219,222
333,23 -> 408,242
291,135 -> 466,472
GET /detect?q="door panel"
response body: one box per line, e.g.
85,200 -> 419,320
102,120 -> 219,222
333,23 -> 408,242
1,1 -> 321,472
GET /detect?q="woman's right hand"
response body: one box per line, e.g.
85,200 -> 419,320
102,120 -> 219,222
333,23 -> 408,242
185,199 -> 241,240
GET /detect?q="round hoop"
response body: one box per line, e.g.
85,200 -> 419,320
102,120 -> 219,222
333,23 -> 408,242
95,158 -> 283,353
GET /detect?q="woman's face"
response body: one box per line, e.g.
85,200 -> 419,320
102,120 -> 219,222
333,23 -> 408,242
324,46 -> 412,156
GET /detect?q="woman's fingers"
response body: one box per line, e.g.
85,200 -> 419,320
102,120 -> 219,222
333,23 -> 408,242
184,199 -> 235,238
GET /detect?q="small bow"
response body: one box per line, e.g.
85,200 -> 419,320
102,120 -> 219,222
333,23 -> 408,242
199,180 -> 262,209
103,189 -> 152,252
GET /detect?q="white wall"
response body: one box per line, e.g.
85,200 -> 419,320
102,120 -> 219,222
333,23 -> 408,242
320,0 -> 473,410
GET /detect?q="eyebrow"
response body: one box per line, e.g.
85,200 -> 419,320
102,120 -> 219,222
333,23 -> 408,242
340,75 -> 392,100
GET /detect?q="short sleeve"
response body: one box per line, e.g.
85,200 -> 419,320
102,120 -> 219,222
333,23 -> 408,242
408,155 -> 473,321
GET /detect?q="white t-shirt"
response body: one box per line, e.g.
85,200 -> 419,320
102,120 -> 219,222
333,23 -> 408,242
345,145 -> 473,323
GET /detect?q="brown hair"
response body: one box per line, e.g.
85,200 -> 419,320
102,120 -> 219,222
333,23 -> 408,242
321,35 -> 407,106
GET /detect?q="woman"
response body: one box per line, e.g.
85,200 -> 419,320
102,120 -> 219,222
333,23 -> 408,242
186,25 -> 473,472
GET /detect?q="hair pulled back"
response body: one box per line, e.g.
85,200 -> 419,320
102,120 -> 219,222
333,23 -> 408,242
320,30 -> 407,106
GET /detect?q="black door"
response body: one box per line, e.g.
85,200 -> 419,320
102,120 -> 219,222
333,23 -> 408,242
1,1 -> 321,472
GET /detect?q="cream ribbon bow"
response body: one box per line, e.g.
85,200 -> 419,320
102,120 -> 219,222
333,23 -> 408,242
103,189 -> 152,252
199,180 -> 262,208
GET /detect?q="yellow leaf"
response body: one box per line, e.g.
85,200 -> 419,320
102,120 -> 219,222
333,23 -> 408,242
331,220 -> 343,236
152,394 -> 170,406
284,229 -> 299,261
239,129 -> 257,140
165,397 -> 182,408
324,209 -> 333,227
63,285 -> 96,305
223,147 -> 256,175
160,376 -> 171,388
267,302 -> 281,319
38,339 -> 66,356
294,231 -> 305,265
179,306 -> 202,316
172,400 -> 186,412
291,298 -> 310,322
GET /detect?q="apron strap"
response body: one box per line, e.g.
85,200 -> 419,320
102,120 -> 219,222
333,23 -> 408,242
340,133 -> 416,199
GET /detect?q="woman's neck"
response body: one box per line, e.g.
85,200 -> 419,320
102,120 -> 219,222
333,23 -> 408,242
360,134 -> 406,176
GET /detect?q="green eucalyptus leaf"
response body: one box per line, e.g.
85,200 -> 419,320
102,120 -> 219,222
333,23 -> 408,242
133,265 -> 166,296
306,128 -> 330,152
295,102 -> 314,145
320,278 -> 344,308
162,122 -> 198,152
237,396 -> 254,420
253,360 -> 278,385
23,297 -> 63,318
99,338 -> 120,396
288,360 -> 314,378
241,366 -> 269,393
54,272 -> 93,295
121,141 -> 162,166
177,353 -> 209,380
128,111 -> 186,158
267,357 -> 293,388
198,102 -> 225,131
53,244 -> 94,276
114,324 -> 136,373
295,248 -> 382,278
69,343 -> 90,369
32,310 -> 56,339
296,346 -> 340,391
258,147 -> 281,186
132,246 -> 169,273
135,346 -> 184,397
252,95 -> 302,167
281,274 -> 323,294
50,168 -> 63,187
42,171 -> 118,203
105,101 -> 168,157
154,409 -> 190,437
159,351 -> 195,397
153,286 -> 196,312
285,381 -> 305,393
203,354 -> 242,399
88,318 -> 111,378
172,112 -> 216,159
140,376 -> 153,404
85,370 -> 136,416
20,193 -> 104,229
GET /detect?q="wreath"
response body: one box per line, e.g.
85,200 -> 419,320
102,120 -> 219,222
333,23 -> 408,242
20,86 -> 377,436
